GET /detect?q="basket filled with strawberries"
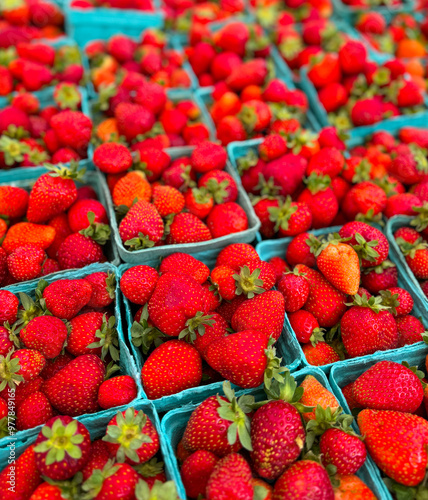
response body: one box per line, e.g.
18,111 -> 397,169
94,141 -> 260,262
0,401 -> 179,498
256,221 -> 428,372
119,244 -> 304,412
0,262 -> 142,449
161,367 -> 387,499
329,342 -> 428,499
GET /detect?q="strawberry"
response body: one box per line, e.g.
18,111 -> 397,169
50,111 -> 92,152
333,474 -> 376,499
16,391 -> 53,431
81,440 -> 110,482
0,445 -> 41,500
191,142 -> 227,173
112,171 -> 152,208
103,407 -> 159,464
380,287 -> 413,316
0,290 -> 18,327
353,360 -> 424,412
340,295 -> 398,358
273,460 -> 334,499
67,199 -> 108,233
168,212 -> 212,243
296,264 -> 347,328
119,200 -> 164,249
120,265 -> 159,305
159,253 -> 209,284
286,233 -> 316,268
20,316 -> 67,359
198,170 -> 238,204
297,174 -> 338,229
384,193 -> 422,219
82,459 -> 139,500
182,382 -> 253,456
302,342 -> 341,366
215,243 -> 259,270
7,245 -> 45,282
181,451 -> 219,499
148,272 -> 211,336
85,272 -> 115,309
40,354 -> 74,381
268,197 -> 313,238
42,354 -> 105,415
300,375 -> 339,422
288,310 -> 322,344
278,271 -> 309,312
231,291 -> 285,341
206,202 -> 248,238
185,187 -> 214,219
97,375 -> 137,410
152,185 -> 185,217
269,256 -> 289,285
93,142 -> 133,174
342,181 -> 387,221
34,416 -> 91,480
360,260 -> 398,294
2,222 -> 56,254
226,59 -> 268,91
397,237 -> 428,280
320,428 -> 366,474
115,102 -> 156,142
358,409 -> 428,486
0,185 -> 29,219
141,340 -> 202,399
57,233 -> 104,270
396,315 -> 425,347
206,453 -> 253,500
43,278 -> 92,319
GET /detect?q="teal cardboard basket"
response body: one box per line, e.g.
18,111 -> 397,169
256,225 -> 428,373
0,400 -> 178,491
329,342 -> 428,500
65,0 -> 164,48
0,262 -> 142,448
0,169 -> 119,284
161,365 -> 387,500
104,147 -> 260,263
386,215 -> 428,311
119,246 -> 302,413
0,85 -> 94,182
299,64 -> 428,140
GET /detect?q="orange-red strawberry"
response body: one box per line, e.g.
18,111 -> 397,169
333,474 -> 377,500
141,340 -> 202,399
320,428 -> 366,474
191,141 -> 227,173
2,222 -> 56,254
0,445 -> 41,500
20,316 -> 68,359
206,201 -> 248,238
112,171 -> 152,208
168,212 -> 212,244
342,181 -> 387,221
43,278 -> 92,319
159,253 -> 209,284
97,375 -> 137,410
215,243 -> 259,270
85,271 -> 115,309
93,142 -> 133,174
299,374 -> 339,422
302,342 -> 341,366
120,265 -> 159,305
278,270 -> 309,312
297,174 -> 338,229
82,460 -> 139,499
206,453 -> 253,500
67,199 -> 108,233
358,409 -> 428,486
16,391 -> 54,431
0,185 -> 29,219
7,244 -> 45,282
152,185 -> 185,217
50,111 -> 92,152
119,200 -> 164,249
185,187 -> 214,219
181,450 -> 219,499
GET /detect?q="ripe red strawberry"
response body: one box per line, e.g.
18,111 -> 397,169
397,238 -> 428,280
288,310 -> 322,344
67,312 -> 111,358
340,295 -> 398,358
215,243 -> 259,270
198,170 -> 238,204
93,142 -> 133,174
3,222 -> 56,255
152,185 -> 185,217
360,260 -> 398,294
43,278 -> 92,319
251,398 -> 305,480
297,174 -> 338,229
67,199 -> 108,233
358,409 -> 428,486
353,360 -> 424,412
132,147 -> 170,182
259,135 -> 287,162
380,287 -> 413,317
278,271 -> 309,312
148,272 -> 211,336
16,391 -> 54,430
0,185 -> 29,219
206,453 -> 253,500
191,141 -> 227,173
302,342 -> 341,366
82,459 -> 139,499
342,181 -> 387,221
57,233 -> 105,270
120,265 -> 159,305
0,445 -> 41,500
0,290 -> 18,326
3,349 -> 46,387
296,264 -> 347,328
273,460 -> 334,499
320,428 -> 366,475
191,312 -> 228,358
103,407 -> 159,464
115,102 -> 156,142
34,416 -> 91,480
231,291 -> 285,341
333,474 -> 376,499
168,212 -> 212,244
206,202 -> 248,238
182,383 -> 253,456
42,354 -> 105,415
81,440 -> 110,482
142,340 -> 202,399
185,187 -> 214,219
84,271 -> 115,309
7,245 -> 45,282
269,198 -> 313,238
396,315 -> 425,347
181,450 -> 219,499
226,59 -> 268,91
286,233 -> 316,268
159,253 -> 209,284
119,200 -> 164,249
20,316 -> 68,359
98,375 -> 137,410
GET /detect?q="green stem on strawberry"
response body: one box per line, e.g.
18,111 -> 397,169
0,136 -> 30,166
54,83 -> 82,111
125,232 -> 156,250
345,294 -> 391,313
236,150 -> 258,176
411,203 -> 428,232
80,212 -> 111,245
305,406 -> 354,451
34,419 -> 85,464
396,237 -> 428,258
268,196 -> 298,233
0,350 -> 24,390
45,160 -> 86,181
263,338 -> 288,391
179,311 -> 215,343
254,173 -> 282,197
133,458 -> 164,479
233,265 -> 265,298
135,479 -> 180,500
351,232 -> 380,265
131,304 -> 166,354
379,290 -> 401,315
103,408 -> 152,463
82,459 -> 119,499
104,361 -> 120,381
88,314 -> 119,362
310,328 -> 326,347
44,472 -> 83,498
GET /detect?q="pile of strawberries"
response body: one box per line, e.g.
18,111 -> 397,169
0,165 -> 111,283
0,84 -> 92,170
271,222 -> 426,366
85,29 -> 193,92
250,0 -> 333,27
91,78 -> 211,148
306,48 -> 426,130
0,408 -> 178,498
0,40 -> 85,95
0,272 -> 138,435
0,0 -> 65,44
339,357 -> 428,496
120,244 -> 286,398
70,0 -> 154,10
340,0 -> 404,9
94,141 -> 251,249
175,375 -> 376,498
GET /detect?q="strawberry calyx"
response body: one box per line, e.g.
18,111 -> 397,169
105,271 -> 116,299
238,104 -> 259,135
313,233 -> 353,257
35,418 -> 85,464
96,84 -> 119,112
384,476 -> 428,500
4,125 -> 29,140
44,472 -> 83,498
233,265 -> 265,298
268,196 -> 298,232
379,290 -> 400,315
362,258 -> 396,275
88,314 -> 119,361
80,211 -> 111,245
216,380 -> 255,452
401,361 -> 426,385
27,148 -> 49,166
354,208 -> 384,225
254,173 -> 282,197
396,236 -> 428,258
82,459 -> 120,499
103,408 -> 153,463
189,187 -> 213,206
411,203 -> 428,232
279,36 -> 303,60
327,111 -> 352,132
125,232 -> 156,250
287,129 -> 318,155
135,479 -> 180,500
409,144 -> 428,174
306,233 -> 324,255
263,338 -> 288,391
104,360 -> 120,381
350,232 -> 380,264
346,294 -> 391,313
352,158 -> 371,184
45,160 -> 86,181
0,414 -> 10,439
178,164 -> 196,192
179,311 -> 215,343
310,327 -> 326,347
0,136 -> 30,166
136,122 -> 165,143
0,350 -> 24,390
15,289 -> 50,332
133,457 -> 164,478
53,83 -> 82,111
304,172 -> 331,194
237,150 -> 258,176
204,178 -> 230,204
